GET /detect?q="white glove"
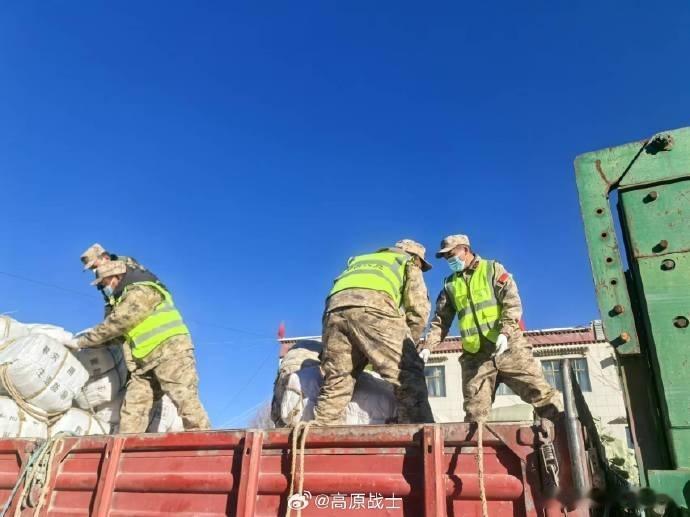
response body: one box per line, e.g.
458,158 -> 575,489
494,334 -> 508,357
419,348 -> 431,363
63,337 -> 81,351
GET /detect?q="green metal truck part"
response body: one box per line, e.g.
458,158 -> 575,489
575,127 -> 690,509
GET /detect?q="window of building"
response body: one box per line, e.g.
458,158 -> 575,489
424,365 -> 446,397
541,358 -> 592,393
571,358 -> 592,392
541,360 -> 564,392
495,382 -> 515,396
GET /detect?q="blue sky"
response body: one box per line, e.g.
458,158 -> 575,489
1,2 -> 689,427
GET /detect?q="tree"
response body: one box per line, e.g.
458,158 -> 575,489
249,401 -> 275,429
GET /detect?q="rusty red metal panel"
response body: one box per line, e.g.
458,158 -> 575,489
422,425 -> 446,516
236,430 -> 264,517
0,423 -> 589,516
92,436 -> 125,517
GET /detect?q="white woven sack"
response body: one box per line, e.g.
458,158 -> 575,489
345,371 -> 397,425
0,316 -> 73,345
0,396 -> 48,439
50,408 -> 110,436
75,345 -> 125,378
94,393 -> 124,425
74,358 -> 128,409
280,366 -> 321,426
147,394 -> 183,433
279,367 -> 397,426
0,334 -> 89,414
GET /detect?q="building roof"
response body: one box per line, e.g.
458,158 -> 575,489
279,321 -> 606,357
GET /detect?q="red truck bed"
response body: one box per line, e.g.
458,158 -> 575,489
0,422 -> 586,516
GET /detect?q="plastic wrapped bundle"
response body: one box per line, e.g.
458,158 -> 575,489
94,393 -> 124,425
0,396 -> 48,438
0,334 -> 89,416
0,316 -> 73,345
279,366 -> 397,426
75,345 -> 125,378
50,408 -> 110,436
75,358 -> 128,409
147,394 -> 183,433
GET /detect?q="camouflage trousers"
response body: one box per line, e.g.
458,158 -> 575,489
313,307 -> 434,425
120,334 -> 211,433
461,336 -> 563,423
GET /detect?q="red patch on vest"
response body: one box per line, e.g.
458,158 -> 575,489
497,272 -> 510,285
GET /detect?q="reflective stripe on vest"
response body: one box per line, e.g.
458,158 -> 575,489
445,260 -> 501,353
117,281 -> 190,359
329,251 -> 410,306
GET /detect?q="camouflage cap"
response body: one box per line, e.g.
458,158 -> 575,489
435,234 -> 471,258
90,260 -> 126,285
395,239 -> 432,272
81,243 -> 107,270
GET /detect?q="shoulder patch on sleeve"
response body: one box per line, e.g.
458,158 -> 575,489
497,272 -> 511,286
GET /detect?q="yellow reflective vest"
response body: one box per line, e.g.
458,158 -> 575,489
445,260 -> 501,353
329,251 -> 410,306
116,281 -> 190,359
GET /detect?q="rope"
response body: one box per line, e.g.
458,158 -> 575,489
286,421 -> 312,517
477,422 -> 488,517
0,366 -> 63,425
76,387 -> 109,435
0,432 -> 74,517
283,385 -> 305,426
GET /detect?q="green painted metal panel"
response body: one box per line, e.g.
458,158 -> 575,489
647,469 -> 690,510
574,145 -> 642,354
575,127 -> 690,505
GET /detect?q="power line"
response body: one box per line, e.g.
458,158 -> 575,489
218,397 -> 271,429
216,352 -> 275,422
0,270 -> 94,300
0,269 -> 277,340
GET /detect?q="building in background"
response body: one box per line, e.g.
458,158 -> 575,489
422,320 -> 631,445
279,320 -> 630,445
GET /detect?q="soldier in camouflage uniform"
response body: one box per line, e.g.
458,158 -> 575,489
81,243 -> 166,372
68,261 -> 211,433
313,239 -> 435,425
422,234 -> 563,423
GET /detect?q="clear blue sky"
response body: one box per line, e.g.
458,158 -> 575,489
1,2 -> 688,427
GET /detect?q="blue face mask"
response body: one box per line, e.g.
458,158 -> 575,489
102,285 -> 114,297
447,256 -> 465,273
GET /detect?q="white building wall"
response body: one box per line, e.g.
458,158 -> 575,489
426,342 -> 630,445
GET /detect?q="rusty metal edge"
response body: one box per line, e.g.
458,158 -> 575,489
91,436 -> 125,517
235,430 -> 264,517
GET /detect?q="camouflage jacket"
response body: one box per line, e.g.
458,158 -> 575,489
326,252 -> 431,343
79,283 -> 163,349
424,256 -> 524,351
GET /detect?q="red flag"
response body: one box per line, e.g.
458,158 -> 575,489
277,321 -> 286,339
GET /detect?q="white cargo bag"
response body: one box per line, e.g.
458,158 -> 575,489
50,408 -> 109,436
345,371 -> 397,425
280,366 -> 321,426
0,334 -> 89,415
280,367 -> 397,426
0,316 -> 73,346
0,396 -> 48,439
75,345 -> 125,378
147,394 -> 183,433
75,358 -> 128,409
94,393 -> 124,425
